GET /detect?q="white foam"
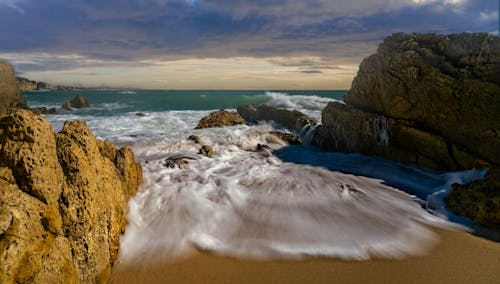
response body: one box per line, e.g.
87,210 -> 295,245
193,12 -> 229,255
41,105 -> 481,265
264,91 -> 341,119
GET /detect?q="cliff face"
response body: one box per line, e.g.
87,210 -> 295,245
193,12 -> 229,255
0,60 -> 27,116
315,33 -> 500,171
16,77 -> 51,91
0,110 -> 142,283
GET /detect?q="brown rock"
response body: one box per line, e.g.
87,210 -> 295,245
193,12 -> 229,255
62,95 -> 91,110
446,168 -> 500,228
0,60 -> 27,116
195,109 -> 245,129
237,104 -> 315,132
269,131 -> 302,145
342,33 -> 499,169
199,145 -> 215,157
0,110 -> 142,283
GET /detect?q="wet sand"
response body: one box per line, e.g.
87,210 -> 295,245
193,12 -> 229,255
110,228 -> 500,284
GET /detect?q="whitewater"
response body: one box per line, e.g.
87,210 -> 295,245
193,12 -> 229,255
24,90 -> 482,265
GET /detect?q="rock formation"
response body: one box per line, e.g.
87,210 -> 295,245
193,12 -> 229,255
0,60 -> 27,116
237,104 -> 315,132
314,33 -> 499,171
62,95 -> 91,110
195,109 -> 245,129
445,168 -> 500,227
0,110 -> 142,283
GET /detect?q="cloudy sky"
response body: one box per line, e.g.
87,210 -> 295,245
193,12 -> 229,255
0,0 -> 497,89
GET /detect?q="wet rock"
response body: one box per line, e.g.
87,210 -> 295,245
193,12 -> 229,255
237,104 -> 315,132
199,145 -> 215,157
446,168 -> 500,228
135,112 -> 146,117
195,110 -> 245,129
256,143 -> 272,152
31,107 -> 57,115
314,33 -> 499,171
0,59 -> 27,116
269,131 -> 302,145
61,95 -> 90,110
0,109 -> 142,283
188,134 -> 201,144
163,154 -> 199,169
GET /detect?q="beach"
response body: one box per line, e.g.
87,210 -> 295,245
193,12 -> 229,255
110,228 -> 500,284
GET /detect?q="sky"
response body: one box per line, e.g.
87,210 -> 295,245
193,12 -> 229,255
0,0 -> 498,89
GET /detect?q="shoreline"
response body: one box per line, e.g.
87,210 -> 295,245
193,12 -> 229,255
110,228 -> 500,284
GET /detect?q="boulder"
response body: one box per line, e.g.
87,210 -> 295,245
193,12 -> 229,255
445,168 -> 500,227
199,145 -> 214,157
195,110 -> 245,129
314,33 -> 499,171
0,60 -> 27,116
0,109 -> 142,283
163,154 -> 199,169
188,135 -> 201,144
62,95 -> 90,110
237,104 -> 315,132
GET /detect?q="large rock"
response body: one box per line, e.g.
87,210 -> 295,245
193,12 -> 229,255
314,33 -> 499,171
195,110 -> 245,129
0,110 -> 142,283
62,95 -> 91,110
0,60 -> 27,116
237,104 -> 315,132
445,168 -> 500,227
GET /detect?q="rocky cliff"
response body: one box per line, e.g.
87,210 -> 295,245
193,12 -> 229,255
0,110 -> 142,283
16,77 -> 50,91
0,60 -> 27,116
314,33 -> 500,171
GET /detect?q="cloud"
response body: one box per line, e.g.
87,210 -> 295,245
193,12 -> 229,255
0,0 -> 497,76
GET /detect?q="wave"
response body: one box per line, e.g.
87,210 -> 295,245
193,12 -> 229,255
264,91 -> 341,119
115,124 -> 475,265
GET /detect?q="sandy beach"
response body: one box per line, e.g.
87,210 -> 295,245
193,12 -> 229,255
110,228 -> 500,284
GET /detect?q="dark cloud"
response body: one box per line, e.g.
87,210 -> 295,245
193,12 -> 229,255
0,0 -> 497,73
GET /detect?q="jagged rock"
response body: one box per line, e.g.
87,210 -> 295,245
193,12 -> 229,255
61,95 -> 90,110
0,109 -> 142,283
342,33 -> 499,169
445,168 -> 500,228
31,107 -> 57,115
314,33 -> 499,171
195,110 -> 245,129
237,104 -> 315,132
269,131 -> 302,145
199,145 -> 214,157
0,60 -> 27,116
188,135 -> 201,144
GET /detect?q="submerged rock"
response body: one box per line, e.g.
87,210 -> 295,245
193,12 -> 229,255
314,33 -> 499,171
195,110 -> 245,129
188,134 -> 201,144
0,59 -> 27,116
163,154 -> 199,169
0,109 -> 142,283
199,145 -> 215,157
62,95 -> 90,110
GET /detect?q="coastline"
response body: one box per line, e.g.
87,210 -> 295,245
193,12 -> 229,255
110,228 -> 500,284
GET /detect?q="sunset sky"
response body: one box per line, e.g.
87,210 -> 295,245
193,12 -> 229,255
0,0 -> 498,89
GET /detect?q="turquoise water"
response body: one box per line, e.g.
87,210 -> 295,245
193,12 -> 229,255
23,89 -> 347,116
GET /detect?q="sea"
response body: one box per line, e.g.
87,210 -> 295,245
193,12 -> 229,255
23,89 -> 483,264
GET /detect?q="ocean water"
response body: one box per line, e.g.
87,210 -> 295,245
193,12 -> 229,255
24,89 -> 482,264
